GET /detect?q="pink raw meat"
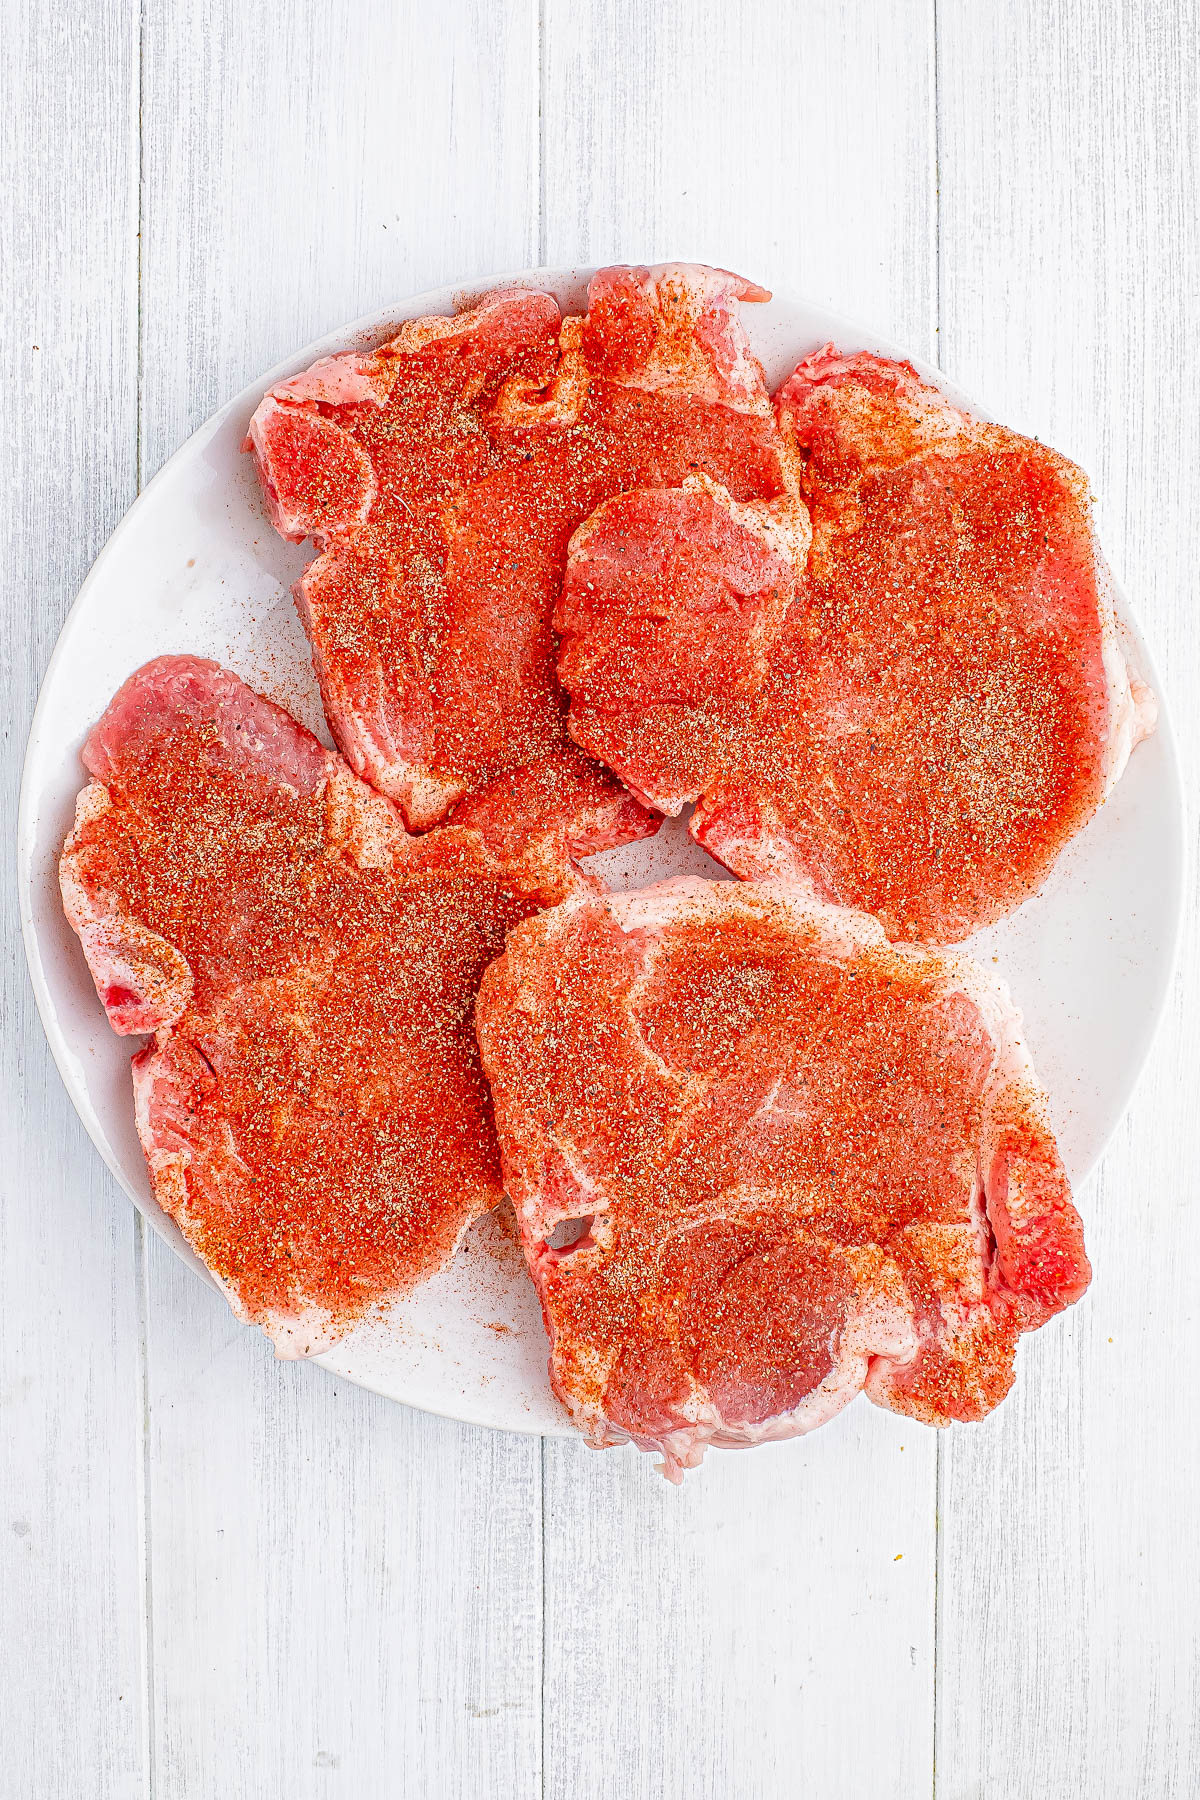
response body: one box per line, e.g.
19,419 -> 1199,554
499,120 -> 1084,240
244,264 -> 797,841
556,474 -> 810,711
475,876 -> 1091,1477
562,347 -> 1155,943
60,656 -> 562,1355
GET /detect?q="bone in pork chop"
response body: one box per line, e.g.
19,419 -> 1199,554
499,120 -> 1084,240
245,265 -> 799,848
60,656 -> 561,1355
561,347 -> 1155,943
475,877 -> 1090,1477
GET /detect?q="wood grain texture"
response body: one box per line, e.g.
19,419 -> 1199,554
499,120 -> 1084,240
136,3 -> 544,1795
1,1 -> 147,1795
541,0 -> 937,350
544,1418 -> 935,1800
139,0 -> 541,480
143,1250 -> 541,1797
935,4 -> 1200,1796
540,5 -> 939,1796
6,1 -> 1199,1795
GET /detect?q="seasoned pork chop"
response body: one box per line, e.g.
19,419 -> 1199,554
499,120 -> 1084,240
562,347 -> 1154,943
245,264 -> 799,844
60,656 -> 559,1354
556,474 -> 810,709
475,877 -> 1090,1477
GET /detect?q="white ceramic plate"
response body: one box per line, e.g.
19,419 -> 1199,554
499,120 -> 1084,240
19,269 -> 1185,1436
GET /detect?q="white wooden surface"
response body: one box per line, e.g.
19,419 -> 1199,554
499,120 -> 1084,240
3,2 -> 1196,1794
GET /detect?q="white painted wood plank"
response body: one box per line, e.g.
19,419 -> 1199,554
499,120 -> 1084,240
145,1250 -> 542,1796
540,6 -> 939,1796
16,6 -> 1194,1796
140,0 -> 541,480
1,2 -> 147,1795
541,0 -> 937,349
544,1420 -> 933,1800
935,4 -> 1200,1795
137,4 -> 544,1795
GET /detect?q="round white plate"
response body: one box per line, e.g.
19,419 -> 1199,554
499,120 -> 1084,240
19,269 -> 1185,1436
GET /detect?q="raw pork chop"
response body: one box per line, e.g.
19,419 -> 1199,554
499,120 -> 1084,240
60,656 -> 560,1355
476,877 -> 1090,1476
245,265 -> 798,845
562,347 -> 1155,943
556,473 -> 810,707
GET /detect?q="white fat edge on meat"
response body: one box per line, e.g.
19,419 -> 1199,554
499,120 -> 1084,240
297,572 -> 466,828
269,352 -> 396,411
678,470 -> 812,568
613,767 -> 693,818
133,1037 -> 493,1363
687,800 -> 815,885
642,1235 -> 922,1474
518,876 -> 1068,1472
616,1282 -> 923,1481
597,876 -> 1059,1189
321,762 -> 411,868
611,263 -> 774,419
617,878 -> 1060,1319
60,783 -> 195,1033
131,1050 -> 341,1360
557,879 -> 997,1467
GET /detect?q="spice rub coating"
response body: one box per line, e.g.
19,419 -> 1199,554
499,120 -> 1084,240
556,473 -> 811,711
475,877 -> 1090,1477
245,264 -> 799,847
563,347 -> 1155,943
60,656 -> 560,1354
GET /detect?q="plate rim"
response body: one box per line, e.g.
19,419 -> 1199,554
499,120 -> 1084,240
18,264 -> 1188,1438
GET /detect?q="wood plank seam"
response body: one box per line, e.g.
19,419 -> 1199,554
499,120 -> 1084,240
135,1216 -> 157,1800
